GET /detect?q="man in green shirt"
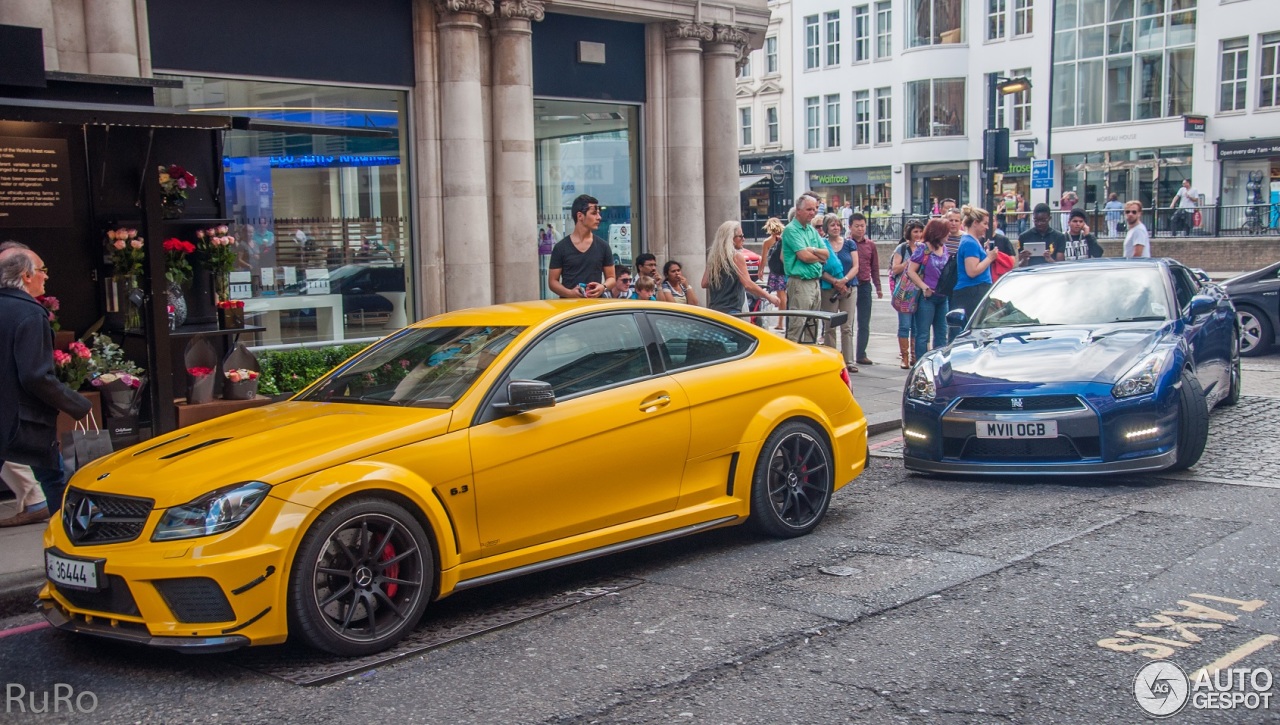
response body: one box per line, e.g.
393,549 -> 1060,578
782,192 -> 828,342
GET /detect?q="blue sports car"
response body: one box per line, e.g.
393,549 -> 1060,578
902,259 -> 1239,475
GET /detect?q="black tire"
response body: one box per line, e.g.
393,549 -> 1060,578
288,497 -> 433,656
749,421 -> 834,538
1169,370 -> 1209,472
1237,306 -> 1272,357
1220,336 -> 1242,407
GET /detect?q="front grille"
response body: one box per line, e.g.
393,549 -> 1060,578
53,575 -> 140,617
62,489 -> 153,545
954,395 -> 1086,412
154,578 -> 235,623
962,436 -> 1082,461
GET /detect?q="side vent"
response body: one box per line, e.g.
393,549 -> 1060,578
159,438 -> 233,460
725,452 -> 740,497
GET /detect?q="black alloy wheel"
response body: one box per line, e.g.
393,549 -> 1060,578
289,498 -> 433,656
750,421 -> 834,538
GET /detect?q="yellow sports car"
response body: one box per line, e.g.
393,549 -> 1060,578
39,301 -> 866,656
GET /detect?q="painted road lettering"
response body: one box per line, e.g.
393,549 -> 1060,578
1099,593 -> 1269,659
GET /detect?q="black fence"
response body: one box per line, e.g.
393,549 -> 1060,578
742,204 -> 1280,243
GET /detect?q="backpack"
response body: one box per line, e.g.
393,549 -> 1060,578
767,239 -> 784,276
934,252 -> 959,297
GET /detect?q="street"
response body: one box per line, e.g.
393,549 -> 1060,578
1,347 -> 1278,723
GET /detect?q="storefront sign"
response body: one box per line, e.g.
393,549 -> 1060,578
807,167 -> 891,187
0,136 -> 73,228
1004,158 -> 1033,175
1183,115 -> 1206,139
1016,139 -> 1037,157
1217,138 -> 1280,160
1031,158 -> 1054,189
225,154 -> 402,169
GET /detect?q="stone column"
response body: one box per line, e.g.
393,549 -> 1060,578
643,23 -> 668,265
84,0 -> 140,76
413,0 -> 447,317
0,0 -> 59,70
436,0 -> 495,310
663,21 -> 712,297
51,0 -> 88,73
490,0 -> 543,303
702,26 -> 748,249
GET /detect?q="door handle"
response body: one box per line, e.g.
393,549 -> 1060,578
639,394 -> 671,412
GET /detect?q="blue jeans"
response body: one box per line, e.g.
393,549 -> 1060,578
914,293 -> 948,358
896,310 -> 914,338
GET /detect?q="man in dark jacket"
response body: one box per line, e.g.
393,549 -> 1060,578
0,243 -> 91,525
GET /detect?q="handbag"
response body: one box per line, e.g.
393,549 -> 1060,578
934,253 -> 959,298
61,413 -> 114,478
891,273 -> 921,314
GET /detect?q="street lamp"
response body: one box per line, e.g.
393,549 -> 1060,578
983,75 -> 1032,237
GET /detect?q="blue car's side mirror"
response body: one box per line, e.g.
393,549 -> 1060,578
1186,295 -> 1216,318
946,309 -> 967,327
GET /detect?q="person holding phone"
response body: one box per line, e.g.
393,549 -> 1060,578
548,194 -> 616,299
950,206 -> 999,341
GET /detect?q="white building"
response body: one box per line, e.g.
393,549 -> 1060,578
735,0 -> 799,222
782,0 -> 1280,230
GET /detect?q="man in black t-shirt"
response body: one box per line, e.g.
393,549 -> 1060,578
548,194 -> 616,298
1060,208 -> 1105,261
1017,203 -> 1067,267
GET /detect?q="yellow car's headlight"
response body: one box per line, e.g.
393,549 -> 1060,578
151,482 -> 271,541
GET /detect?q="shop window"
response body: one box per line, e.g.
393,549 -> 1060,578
533,100 -> 640,299
1166,47 -> 1194,117
905,78 -> 965,138
1106,57 -> 1133,122
1262,33 -> 1280,108
157,77 -> 412,347
909,0 -> 966,48
765,36 -> 779,75
1014,0 -> 1033,35
1219,37 -> 1248,112
853,6 -> 871,63
875,87 -> 892,144
825,11 -> 842,67
804,16 -> 820,70
854,91 -> 871,146
825,94 -> 842,148
740,107 -> 753,148
766,106 -> 780,145
988,0 -> 1007,41
805,97 -> 821,150
876,2 -> 893,58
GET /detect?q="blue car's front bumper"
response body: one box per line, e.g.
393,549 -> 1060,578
901,381 -> 1181,476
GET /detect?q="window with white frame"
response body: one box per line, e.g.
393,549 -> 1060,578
825,94 -> 842,148
875,87 -> 892,143
876,1 -> 893,58
909,0 -> 966,48
1220,37 -> 1247,112
1263,32 -> 1280,108
854,5 -> 871,62
805,97 -> 821,149
765,36 -> 778,74
1011,68 -> 1031,131
1013,0 -> 1032,36
825,11 -> 842,66
766,106 -> 779,144
738,54 -> 753,79
853,91 -> 871,145
988,0 -> 1007,41
906,78 -> 965,138
805,16 -> 820,70
740,107 -> 753,147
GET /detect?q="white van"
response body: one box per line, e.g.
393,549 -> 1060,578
607,223 -> 632,266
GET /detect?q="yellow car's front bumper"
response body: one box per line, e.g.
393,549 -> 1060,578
37,494 -> 314,651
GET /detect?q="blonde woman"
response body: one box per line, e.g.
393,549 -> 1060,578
818,213 -> 858,371
759,217 -> 788,329
950,204 -> 999,341
702,221 -> 780,315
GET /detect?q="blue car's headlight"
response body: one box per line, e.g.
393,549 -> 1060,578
151,482 -> 271,541
906,356 -> 938,402
1112,350 -> 1172,399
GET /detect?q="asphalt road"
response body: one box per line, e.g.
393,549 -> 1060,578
2,383 -> 1278,722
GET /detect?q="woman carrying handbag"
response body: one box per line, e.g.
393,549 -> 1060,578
889,219 -> 925,368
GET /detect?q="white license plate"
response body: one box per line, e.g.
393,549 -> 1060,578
45,551 -> 101,591
975,420 -> 1059,439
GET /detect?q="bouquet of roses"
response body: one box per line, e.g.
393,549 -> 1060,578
105,228 -> 146,277
53,341 -> 93,390
197,226 -> 238,275
37,295 -> 60,332
91,371 -> 147,418
163,237 -> 196,285
158,164 -> 197,199
187,366 -> 214,378
225,368 -> 259,382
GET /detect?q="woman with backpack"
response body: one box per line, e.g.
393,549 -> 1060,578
760,217 -> 787,330
889,219 -> 925,368
905,219 -> 952,359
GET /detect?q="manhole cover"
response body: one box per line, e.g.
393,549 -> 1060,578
232,576 -> 642,685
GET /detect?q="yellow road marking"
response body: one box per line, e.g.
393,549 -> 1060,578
1189,634 -> 1280,683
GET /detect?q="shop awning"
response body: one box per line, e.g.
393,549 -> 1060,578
739,174 -> 769,192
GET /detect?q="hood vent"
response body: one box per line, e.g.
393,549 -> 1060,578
159,437 -> 233,460
132,433 -> 190,456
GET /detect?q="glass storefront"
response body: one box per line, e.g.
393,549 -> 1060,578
534,99 -> 640,299
909,163 -> 969,215
156,77 -> 412,346
807,167 -> 893,216
1060,145 -> 1190,211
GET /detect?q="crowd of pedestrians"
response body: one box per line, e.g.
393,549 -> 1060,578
545,191 -> 1158,372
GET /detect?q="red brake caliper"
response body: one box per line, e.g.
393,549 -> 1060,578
380,543 -> 399,598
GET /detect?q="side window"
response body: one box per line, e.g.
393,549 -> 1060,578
649,313 -> 755,370
506,314 -> 651,399
1171,267 -> 1198,311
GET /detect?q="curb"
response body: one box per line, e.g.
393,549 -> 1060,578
866,411 -> 902,436
0,570 -> 43,620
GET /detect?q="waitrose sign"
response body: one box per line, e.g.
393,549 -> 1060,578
808,167 -> 892,186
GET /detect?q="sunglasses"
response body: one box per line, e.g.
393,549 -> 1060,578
618,277 -> 632,283
1125,211 -> 1141,215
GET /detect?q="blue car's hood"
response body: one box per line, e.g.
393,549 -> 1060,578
940,322 -> 1167,386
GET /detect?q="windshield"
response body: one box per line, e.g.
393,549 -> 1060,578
970,268 -> 1171,329
299,326 -> 522,407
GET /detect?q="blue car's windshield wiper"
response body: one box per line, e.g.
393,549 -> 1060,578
1112,316 -> 1167,322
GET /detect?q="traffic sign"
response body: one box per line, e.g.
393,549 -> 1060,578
1031,159 -> 1054,189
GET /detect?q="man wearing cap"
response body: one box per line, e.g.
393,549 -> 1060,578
1017,203 -> 1067,266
